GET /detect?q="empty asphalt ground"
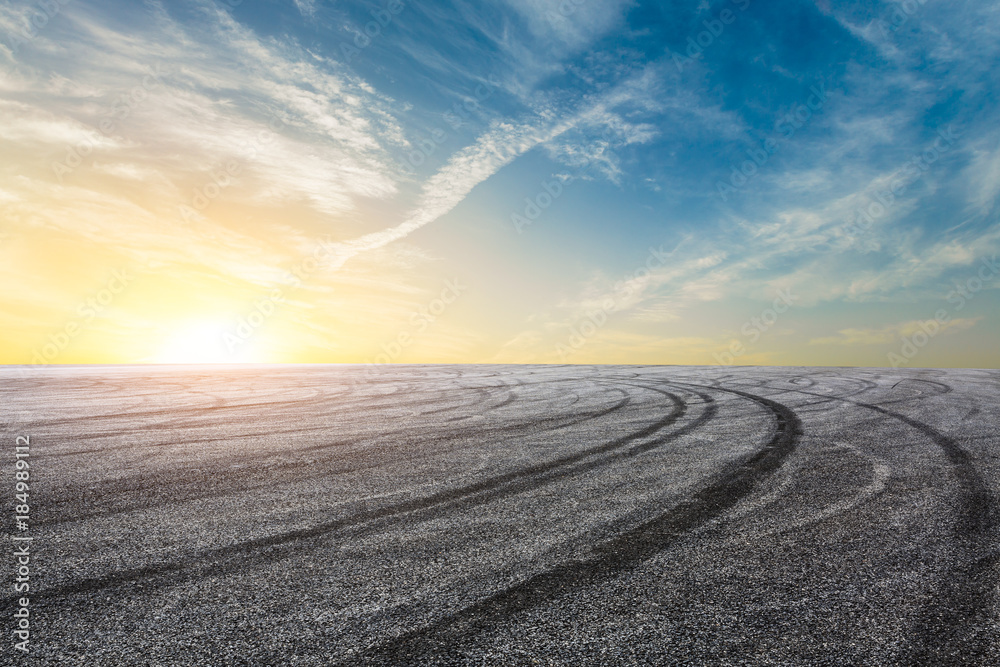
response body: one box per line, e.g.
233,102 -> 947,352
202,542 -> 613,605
2,365 -> 998,665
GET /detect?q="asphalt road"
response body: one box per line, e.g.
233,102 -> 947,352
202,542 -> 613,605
1,364 -> 998,665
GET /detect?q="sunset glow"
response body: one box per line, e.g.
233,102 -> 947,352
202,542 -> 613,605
1,0 -> 998,368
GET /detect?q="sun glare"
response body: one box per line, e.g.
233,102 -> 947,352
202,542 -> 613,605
152,321 -> 242,364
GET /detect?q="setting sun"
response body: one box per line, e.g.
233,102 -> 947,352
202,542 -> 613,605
151,320 -> 243,364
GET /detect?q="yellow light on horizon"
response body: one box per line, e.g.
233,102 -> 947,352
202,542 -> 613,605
151,320 -> 248,364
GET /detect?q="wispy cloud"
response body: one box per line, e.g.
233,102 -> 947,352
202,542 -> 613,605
810,317 -> 980,346
0,0 -> 411,269
2,0 -> 998,365
292,0 -> 317,18
503,0 -> 635,53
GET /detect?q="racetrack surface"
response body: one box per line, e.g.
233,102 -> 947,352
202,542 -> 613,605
1,364 -> 998,665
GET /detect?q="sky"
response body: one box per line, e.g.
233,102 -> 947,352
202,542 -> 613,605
1,0 -> 998,368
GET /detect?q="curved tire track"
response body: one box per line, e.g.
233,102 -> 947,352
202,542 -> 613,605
766,383 -> 996,663
348,382 -> 802,664
4,381 -> 702,604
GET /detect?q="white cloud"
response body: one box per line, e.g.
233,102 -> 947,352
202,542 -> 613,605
810,317 -> 980,346
0,99 -> 122,148
322,62 -> 673,269
503,0 -> 635,53
0,0 -> 412,271
964,142 -> 1000,217
292,0 -> 317,18
326,118 -> 573,266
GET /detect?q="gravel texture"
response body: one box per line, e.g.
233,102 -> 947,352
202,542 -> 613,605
1,364 -> 998,665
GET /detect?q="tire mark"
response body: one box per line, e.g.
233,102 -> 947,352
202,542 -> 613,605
34,378 -> 572,455
766,384 -> 996,663
348,382 -> 801,663
24,389 -> 332,431
4,382 -> 695,603
414,386 -> 493,417
747,447 -> 890,539
764,375 -> 879,413
32,384 -> 638,527
625,390 -> 717,457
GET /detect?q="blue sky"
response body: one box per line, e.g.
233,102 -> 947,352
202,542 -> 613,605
1,0 -> 998,366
